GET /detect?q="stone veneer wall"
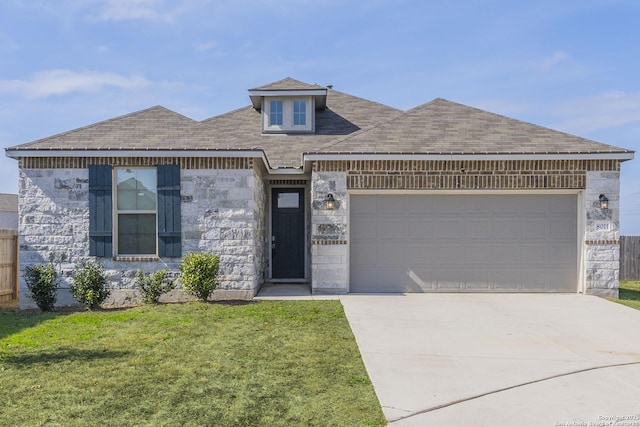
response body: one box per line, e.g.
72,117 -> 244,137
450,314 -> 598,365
584,171 -> 621,297
17,157 -> 265,309
310,160 -> 622,296
310,171 -> 348,293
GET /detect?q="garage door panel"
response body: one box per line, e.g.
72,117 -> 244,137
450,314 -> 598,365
406,269 -> 437,291
520,244 -> 547,265
465,221 -> 494,239
405,244 -> 437,265
494,270 -> 523,290
522,219 -> 547,239
549,218 -> 576,239
377,242 -> 408,266
465,245 -> 493,265
405,196 -> 437,213
349,194 -> 577,293
350,217 -> 378,239
437,220 -> 468,239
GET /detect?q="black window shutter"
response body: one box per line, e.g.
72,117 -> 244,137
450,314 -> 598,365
88,164 -> 113,257
157,164 -> 181,257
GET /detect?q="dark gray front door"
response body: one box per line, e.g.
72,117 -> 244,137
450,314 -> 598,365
272,188 -> 305,279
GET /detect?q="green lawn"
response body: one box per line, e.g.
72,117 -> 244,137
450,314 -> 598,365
614,281 -> 640,311
0,301 -> 385,427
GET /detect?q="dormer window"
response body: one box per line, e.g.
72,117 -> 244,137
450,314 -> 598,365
262,97 -> 313,133
293,100 -> 306,126
248,79 -> 327,134
269,100 -> 283,126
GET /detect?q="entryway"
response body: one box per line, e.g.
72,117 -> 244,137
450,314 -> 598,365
271,188 -> 305,280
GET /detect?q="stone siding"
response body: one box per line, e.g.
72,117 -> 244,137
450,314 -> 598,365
181,167 -> 264,299
584,171 -> 621,297
18,157 -> 265,309
310,171 -> 348,293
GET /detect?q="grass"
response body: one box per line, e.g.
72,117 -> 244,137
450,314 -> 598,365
0,301 -> 386,427
613,281 -> 640,311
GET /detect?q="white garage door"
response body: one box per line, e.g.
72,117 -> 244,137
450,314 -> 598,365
350,194 -> 578,293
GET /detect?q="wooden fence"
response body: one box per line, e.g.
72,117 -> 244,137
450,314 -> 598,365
0,229 -> 18,303
620,236 -> 640,281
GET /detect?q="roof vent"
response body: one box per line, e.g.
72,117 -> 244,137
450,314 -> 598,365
327,85 -> 333,89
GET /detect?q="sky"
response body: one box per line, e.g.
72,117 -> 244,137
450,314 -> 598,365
0,0 -> 638,233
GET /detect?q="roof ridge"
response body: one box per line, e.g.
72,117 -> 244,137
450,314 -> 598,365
9,105 -> 196,149
249,77 -> 327,91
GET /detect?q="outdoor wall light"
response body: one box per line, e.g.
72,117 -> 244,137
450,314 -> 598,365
324,193 -> 338,210
599,194 -> 609,210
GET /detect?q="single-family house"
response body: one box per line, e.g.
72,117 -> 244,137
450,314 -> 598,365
5,78 -> 634,308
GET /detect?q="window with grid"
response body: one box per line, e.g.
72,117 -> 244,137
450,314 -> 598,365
115,168 -> 157,255
269,100 -> 283,126
293,100 -> 306,125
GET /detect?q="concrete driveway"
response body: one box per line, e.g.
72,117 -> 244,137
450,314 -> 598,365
341,294 -> 640,426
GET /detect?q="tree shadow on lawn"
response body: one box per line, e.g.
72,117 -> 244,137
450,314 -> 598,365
620,287 -> 640,302
0,310 -> 72,342
3,348 -> 129,367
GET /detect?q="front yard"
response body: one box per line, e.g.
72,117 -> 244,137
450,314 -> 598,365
0,301 -> 385,427
614,280 -> 640,310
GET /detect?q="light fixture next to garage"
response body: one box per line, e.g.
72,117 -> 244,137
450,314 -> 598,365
599,194 -> 609,210
324,193 -> 338,210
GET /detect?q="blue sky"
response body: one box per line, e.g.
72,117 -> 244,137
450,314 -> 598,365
1,0 -> 638,233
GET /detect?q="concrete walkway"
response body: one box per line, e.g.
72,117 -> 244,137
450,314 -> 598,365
340,294 -> 640,426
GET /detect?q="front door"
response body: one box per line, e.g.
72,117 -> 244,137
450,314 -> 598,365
271,188 -> 305,279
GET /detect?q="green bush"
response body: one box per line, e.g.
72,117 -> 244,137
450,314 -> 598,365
179,253 -> 220,301
134,269 -> 175,304
71,260 -> 110,309
24,263 -> 59,311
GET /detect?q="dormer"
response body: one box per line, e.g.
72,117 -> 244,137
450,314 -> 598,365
248,78 -> 328,134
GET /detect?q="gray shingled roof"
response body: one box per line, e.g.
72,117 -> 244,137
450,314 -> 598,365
6,81 -> 632,169
315,98 -> 631,155
7,87 -> 402,168
249,77 -> 327,91
12,106 -> 198,150
0,194 -> 18,212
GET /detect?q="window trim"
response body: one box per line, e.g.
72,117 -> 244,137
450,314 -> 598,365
263,96 -> 314,133
113,167 -> 159,257
293,99 -> 306,126
269,99 -> 284,126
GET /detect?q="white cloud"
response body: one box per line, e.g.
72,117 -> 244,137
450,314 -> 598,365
78,0 -> 208,23
552,91 -> 640,134
196,40 -> 218,52
540,51 -> 568,71
0,70 -> 150,99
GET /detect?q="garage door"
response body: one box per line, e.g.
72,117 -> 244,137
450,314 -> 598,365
350,194 -> 577,293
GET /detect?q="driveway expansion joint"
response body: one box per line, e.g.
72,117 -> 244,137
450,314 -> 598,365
387,360 -> 640,424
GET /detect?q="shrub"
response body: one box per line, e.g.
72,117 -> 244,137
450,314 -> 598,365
71,260 -> 110,309
179,253 -> 220,301
24,263 -> 59,311
134,269 -> 175,304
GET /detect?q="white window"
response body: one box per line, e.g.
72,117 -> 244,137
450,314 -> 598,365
263,97 -> 313,133
269,100 -> 283,126
115,168 -> 157,255
293,100 -> 306,126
